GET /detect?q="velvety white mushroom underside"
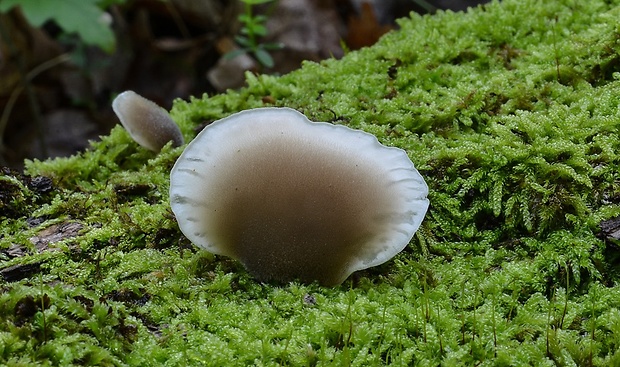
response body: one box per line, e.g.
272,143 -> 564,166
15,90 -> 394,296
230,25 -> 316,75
170,107 -> 429,285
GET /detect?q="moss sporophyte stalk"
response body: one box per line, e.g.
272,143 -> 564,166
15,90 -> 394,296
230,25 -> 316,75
2,0 -> 620,365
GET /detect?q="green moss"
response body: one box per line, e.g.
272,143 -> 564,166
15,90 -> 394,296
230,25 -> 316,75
2,0 -> 620,365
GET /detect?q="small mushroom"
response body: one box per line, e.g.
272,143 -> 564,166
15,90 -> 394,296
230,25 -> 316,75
169,107 -> 429,285
112,91 -> 184,152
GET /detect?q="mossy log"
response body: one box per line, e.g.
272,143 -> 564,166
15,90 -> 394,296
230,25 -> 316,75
2,0 -> 620,365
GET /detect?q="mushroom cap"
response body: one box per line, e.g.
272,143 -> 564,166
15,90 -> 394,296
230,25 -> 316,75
169,107 -> 429,285
112,91 -> 184,152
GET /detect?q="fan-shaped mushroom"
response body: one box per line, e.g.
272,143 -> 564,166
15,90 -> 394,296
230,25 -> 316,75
170,107 -> 429,285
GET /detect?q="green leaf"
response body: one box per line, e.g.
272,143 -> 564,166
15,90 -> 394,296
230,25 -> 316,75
234,35 -> 252,48
0,0 -> 116,53
253,48 -> 274,68
223,48 -> 248,61
237,14 -> 253,23
247,24 -> 267,37
253,15 -> 267,23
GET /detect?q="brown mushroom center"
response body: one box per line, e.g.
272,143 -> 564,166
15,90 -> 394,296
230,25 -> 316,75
202,134 -> 396,285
